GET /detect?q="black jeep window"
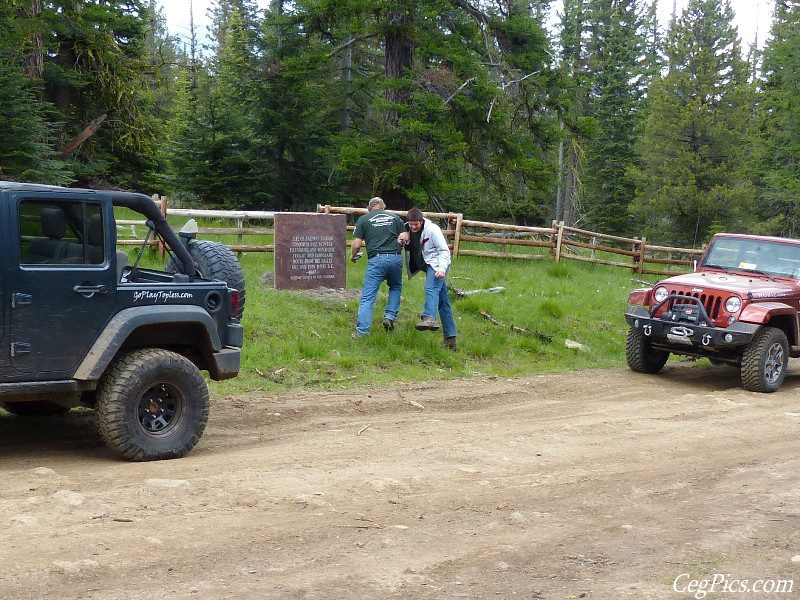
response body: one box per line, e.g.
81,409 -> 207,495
19,200 -> 105,266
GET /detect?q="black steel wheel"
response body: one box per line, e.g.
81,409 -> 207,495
741,326 -> 789,393
96,349 -> 210,461
138,383 -> 185,435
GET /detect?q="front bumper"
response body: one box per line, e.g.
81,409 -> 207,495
625,305 -> 760,351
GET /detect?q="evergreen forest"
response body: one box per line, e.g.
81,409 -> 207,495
1,0 -> 799,246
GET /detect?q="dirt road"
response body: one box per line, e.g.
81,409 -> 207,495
1,364 -> 800,599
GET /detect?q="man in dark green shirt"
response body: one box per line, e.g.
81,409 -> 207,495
351,197 -> 405,335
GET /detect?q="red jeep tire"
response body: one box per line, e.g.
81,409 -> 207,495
741,326 -> 788,393
626,327 -> 669,374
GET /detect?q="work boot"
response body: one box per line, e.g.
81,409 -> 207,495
415,316 -> 440,331
444,336 -> 457,350
383,318 -> 395,332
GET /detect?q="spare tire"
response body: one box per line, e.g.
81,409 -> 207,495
167,240 -> 246,320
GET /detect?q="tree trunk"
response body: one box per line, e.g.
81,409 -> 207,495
563,141 -> 579,226
23,0 -> 43,80
272,0 -> 283,49
555,120 -> 565,221
384,7 -> 414,127
341,39 -> 352,131
380,6 -> 414,208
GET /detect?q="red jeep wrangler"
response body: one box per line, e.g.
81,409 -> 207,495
625,233 -> 800,392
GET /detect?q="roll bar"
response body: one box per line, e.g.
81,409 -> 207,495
108,191 -> 194,275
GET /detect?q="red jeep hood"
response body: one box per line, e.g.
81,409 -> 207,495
662,271 -> 798,296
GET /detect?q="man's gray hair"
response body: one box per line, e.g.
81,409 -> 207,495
368,197 -> 385,211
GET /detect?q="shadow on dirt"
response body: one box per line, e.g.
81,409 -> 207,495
0,408 -> 107,461
648,361 -> 800,394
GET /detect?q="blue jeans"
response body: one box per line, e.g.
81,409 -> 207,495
357,253 -> 403,335
422,266 -> 457,339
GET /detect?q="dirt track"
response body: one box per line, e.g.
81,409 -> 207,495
1,364 -> 800,599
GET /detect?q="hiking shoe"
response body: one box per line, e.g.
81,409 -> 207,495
383,318 -> 395,332
415,316 -> 440,331
444,336 -> 457,350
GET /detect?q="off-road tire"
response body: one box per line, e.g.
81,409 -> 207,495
95,349 -> 210,461
2,401 -> 70,417
741,326 -> 788,393
168,240 -> 245,320
626,327 -> 669,374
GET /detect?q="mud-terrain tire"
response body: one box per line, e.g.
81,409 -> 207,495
626,327 -> 669,374
741,326 -> 788,393
168,240 -> 245,320
95,349 -> 210,461
2,401 -> 70,416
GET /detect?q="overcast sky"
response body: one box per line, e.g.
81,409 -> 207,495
159,0 -> 775,52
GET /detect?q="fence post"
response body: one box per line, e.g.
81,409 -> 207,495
453,213 -> 463,257
236,217 -> 244,259
555,221 -> 564,263
638,237 -> 646,275
590,236 -> 597,261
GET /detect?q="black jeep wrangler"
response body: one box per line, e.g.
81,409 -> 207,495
0,182 -> 245,461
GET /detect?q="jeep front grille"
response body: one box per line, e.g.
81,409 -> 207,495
668,290 -> 723,319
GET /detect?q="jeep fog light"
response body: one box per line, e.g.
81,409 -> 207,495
724,333 -> 733,343
653,286 -> 668,303
725,296 -> 742,313
634,319 -> 640,328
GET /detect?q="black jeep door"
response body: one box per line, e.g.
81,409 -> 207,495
9,193 -> 117,378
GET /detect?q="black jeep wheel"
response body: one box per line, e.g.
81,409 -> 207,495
2,401 -> 70,417
168,240 -> 245,320
741,326 -> 789,393
95,349 -> 210,461
626,327 -> 669,374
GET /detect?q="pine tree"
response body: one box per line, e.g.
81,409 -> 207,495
38,0 -> 167,187
0,1 -> 71,183
754,0 -> 800,235
582,0 -> 646,235
631,0 -> 755,246
167,2 -> 266,207
555,0 -> 591,226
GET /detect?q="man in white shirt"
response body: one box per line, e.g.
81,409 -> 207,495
398,207 -> 457,349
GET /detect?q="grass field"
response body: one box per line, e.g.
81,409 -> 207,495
203,250 -> 664,396
113,210 -> 679,395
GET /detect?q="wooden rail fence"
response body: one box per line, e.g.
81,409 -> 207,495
117,196 -> 703,276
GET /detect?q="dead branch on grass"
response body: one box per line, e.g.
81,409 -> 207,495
480,310 -> 553,342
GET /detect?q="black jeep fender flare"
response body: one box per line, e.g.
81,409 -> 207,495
73,306 -> 222,381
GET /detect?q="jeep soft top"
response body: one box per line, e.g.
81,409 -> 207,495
0,181 -> 245,460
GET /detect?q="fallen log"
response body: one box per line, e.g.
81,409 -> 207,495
448,284 -> 505,298
479,311 -> 553,342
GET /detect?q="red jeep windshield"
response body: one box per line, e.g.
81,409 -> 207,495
702,237 -> 800,279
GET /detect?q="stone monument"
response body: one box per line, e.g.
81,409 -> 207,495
274,212 -> 347,290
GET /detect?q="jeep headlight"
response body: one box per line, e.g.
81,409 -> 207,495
653,286 -> 669,303
725,296 -> 742,314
